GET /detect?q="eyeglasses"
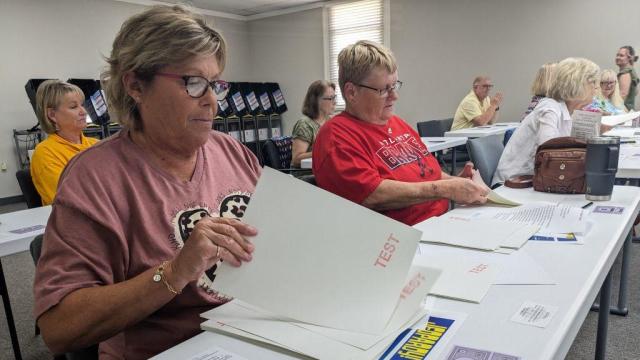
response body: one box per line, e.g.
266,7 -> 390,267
600,81 -> 616,87
476,84 -> 494,89
155,73 -> 230,98
322,95 -> 337,102
356,81 -> 403,98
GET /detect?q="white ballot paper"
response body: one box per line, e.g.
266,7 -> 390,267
571,110 -> 601,140
414,215 -> 539,251
487,190 -> 521,206
202,265 -> 441,359
413,251 -> 497,303
214,168 -> 422,334
510,301 -> 558,328
601,111 -> 640,127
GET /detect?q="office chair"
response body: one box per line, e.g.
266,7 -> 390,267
261,136 -> 310,175
416,118 -> 469,172
466,134 -> 505,186
29,235 -> 99,360
416,118 -> 452,137
15,169 -> 42,208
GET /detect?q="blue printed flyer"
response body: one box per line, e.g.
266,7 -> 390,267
379,310 -> 466,360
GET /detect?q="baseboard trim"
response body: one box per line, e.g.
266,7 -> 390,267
0,195 -> 25,205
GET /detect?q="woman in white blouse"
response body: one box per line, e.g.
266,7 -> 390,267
493,57 -> 599,185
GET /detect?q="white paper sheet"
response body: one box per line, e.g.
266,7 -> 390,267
189,346 -> 249,360
214,168 -> 422,334
510,301 -> 558,328
467,202 -> 587,234
487,190 -> 521,206
414,215 -> 538,251
601,111 -> 640,126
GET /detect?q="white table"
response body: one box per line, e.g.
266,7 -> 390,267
0,205 -> 51,360
445,122 -> 519,138
299,137 -> 469,172
155,186 -> 640,360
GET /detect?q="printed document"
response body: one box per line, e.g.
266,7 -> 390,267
571,110 -> 601,140
214,168 -> 422,334
510,301 -> 558,328
468,202 -> 587,234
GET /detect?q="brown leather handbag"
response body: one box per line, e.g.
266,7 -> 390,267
533,137 -> 587,194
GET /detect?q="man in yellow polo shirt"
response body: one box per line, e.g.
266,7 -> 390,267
451,76 -> 504,130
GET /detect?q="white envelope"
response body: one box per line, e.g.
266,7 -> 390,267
413,251 -> 497,303
214,168 -> 422,334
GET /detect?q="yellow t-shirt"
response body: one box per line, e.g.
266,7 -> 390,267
451,91 -> 492,130
30,133 -> 99,205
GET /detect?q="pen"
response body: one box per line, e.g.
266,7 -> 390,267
582,202 -> 594,209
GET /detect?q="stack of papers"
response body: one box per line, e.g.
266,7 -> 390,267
206,168 -> 441,359
466,202 -> 588,242
203,265 -> 441,360
413,214 -> 540,252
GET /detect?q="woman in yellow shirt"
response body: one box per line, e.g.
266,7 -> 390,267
31,80 -> 99,205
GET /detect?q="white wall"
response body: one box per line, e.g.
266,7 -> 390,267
390,0 -> 640,126
3,0 -> 640,199
0,0 -> 250,198
248,8 -> 325,136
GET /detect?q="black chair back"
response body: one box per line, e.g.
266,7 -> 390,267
261,136 -> 293,169
298,174 -> 316,186
16,169 -> 42,208
416,118 -> 453,137
466,134 -> 505,185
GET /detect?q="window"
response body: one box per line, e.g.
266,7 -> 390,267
326,0 -> 387,109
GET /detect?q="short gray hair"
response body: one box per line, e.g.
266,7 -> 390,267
101,5 -> 227,130
338,40 -> 397,96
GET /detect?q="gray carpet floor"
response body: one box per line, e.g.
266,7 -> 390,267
0,202 -> 638,360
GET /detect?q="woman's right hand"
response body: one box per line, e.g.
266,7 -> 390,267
443,177 -> 489,204
169,217 -> 257,287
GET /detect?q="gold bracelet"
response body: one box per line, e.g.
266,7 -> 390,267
153,261 -> 182,295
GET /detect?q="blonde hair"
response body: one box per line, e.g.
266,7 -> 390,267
597,69 -> 626,110
530,62 -> 557,97
547,57 -> 600,102
35,80 -> 85,134
337,40 -> 397,96
101,5 -> 227,130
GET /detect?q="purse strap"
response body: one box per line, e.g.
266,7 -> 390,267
536,136 -> 587,152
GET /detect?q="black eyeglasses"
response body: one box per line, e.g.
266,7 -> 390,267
156,73 -> 230,98
356,81 -> 403,98
322,95 -> 337,101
